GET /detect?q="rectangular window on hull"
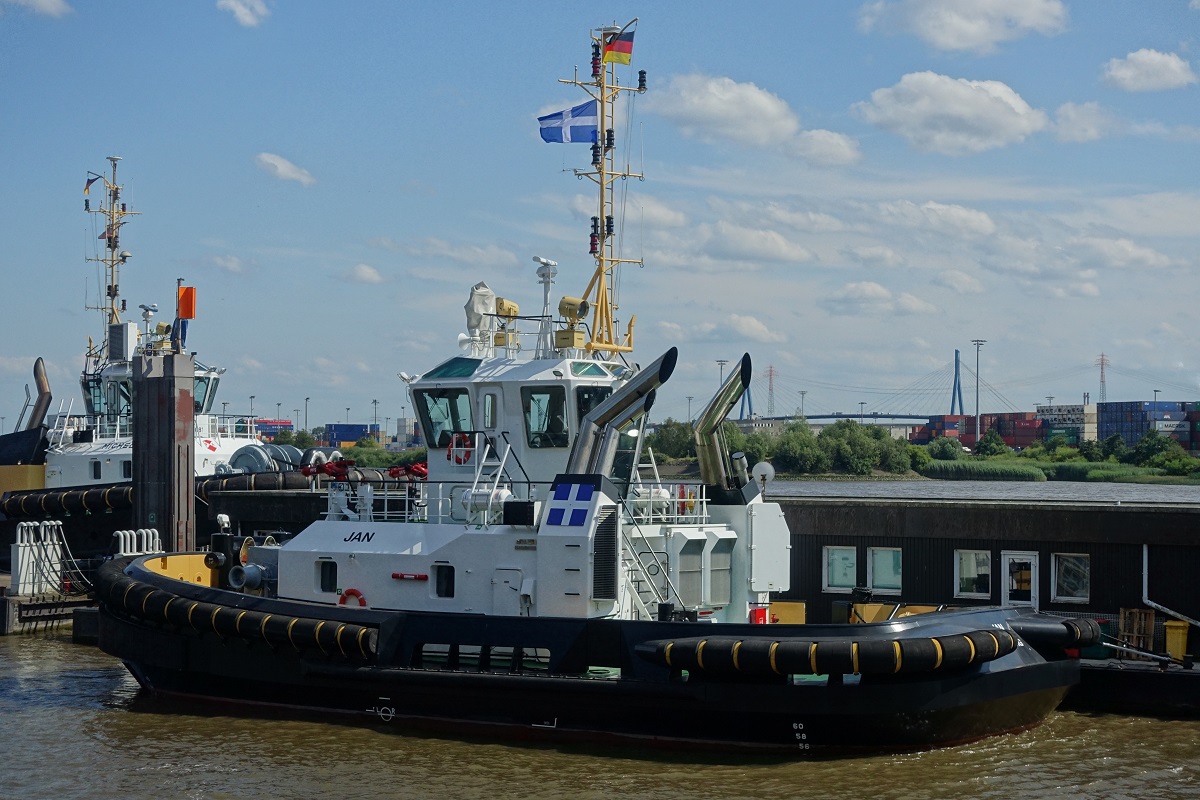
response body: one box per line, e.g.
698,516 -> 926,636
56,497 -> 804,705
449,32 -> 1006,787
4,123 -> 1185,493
318,560 -> 337,593
954,549 -> 991,598
434,564 -> 455,598
1052,553 -> 1090,602
868,547 -> 902,594
823,546 -> 856,592
91,460 -> 102,480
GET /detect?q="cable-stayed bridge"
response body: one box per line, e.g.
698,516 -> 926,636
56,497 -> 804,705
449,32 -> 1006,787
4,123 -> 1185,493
741,352 -> 1198,422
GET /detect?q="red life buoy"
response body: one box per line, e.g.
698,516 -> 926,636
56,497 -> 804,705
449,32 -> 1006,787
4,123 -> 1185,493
446,433 -> 473,465
338,587 -> 367,607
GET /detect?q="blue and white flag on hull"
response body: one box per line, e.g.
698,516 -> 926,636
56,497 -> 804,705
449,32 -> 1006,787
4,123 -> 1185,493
538,100 -> 598,143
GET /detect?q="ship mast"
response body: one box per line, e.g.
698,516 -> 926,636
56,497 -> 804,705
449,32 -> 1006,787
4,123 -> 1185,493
559,21 -> 646,357
84,155 -> 139,359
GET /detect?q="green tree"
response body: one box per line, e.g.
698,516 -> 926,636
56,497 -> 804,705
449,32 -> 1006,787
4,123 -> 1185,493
908,443 -> 934,472
876,435 -> 914,473
272,429 -> 296,446
774,423 -> 829,474
973,428 -> 1010,457
1128,429 -> 1185,466
1077,438 -> 1103,462
1101,433 -> 1127,461
645,418 -> 695,459
818,420 -> 878,475
294,430 -> 316,449
926,436 -> 964,461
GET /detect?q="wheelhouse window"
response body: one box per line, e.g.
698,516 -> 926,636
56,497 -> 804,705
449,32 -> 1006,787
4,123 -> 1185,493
867,547 -> 902,595
954,549 -> 991,598
521,385 -> 568,448
1052,553 -> 1090,603
576,385 -> 612,419
823,546 -> 856,592
413,388 -> 474,448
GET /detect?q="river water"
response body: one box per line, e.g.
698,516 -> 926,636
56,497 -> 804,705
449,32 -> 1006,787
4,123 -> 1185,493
2,631 -> 1199,799
3,480 -> 1200,799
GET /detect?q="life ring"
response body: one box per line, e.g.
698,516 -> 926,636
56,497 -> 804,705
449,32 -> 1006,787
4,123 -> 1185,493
446,433 -> 473,465
338,587 -> 367,607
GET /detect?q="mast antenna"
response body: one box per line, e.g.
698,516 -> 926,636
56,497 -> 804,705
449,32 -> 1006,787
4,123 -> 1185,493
557,19 -> 645,358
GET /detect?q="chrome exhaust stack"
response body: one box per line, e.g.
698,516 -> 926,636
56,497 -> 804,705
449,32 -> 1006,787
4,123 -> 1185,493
566,347 -> 678,475
694,353 -> 751,488
25,357 -> 53,431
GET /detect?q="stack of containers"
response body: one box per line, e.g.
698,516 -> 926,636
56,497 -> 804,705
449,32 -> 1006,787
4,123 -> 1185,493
1097,400 -> 1189,448
1035,404 -> 1097,446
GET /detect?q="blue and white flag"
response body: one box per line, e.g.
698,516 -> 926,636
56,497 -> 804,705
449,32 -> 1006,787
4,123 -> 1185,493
537,100 -> 598,143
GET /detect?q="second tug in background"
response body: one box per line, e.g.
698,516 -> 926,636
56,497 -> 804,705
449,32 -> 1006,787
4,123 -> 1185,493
96,21 -> 1099,755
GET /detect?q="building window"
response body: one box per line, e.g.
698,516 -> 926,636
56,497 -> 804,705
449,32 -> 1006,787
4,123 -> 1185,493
433,564 -> 455,598
1052,553 -> 1090,603
823,546 -> 856,592
868,547 -> 902,595
954,550 -> 991,598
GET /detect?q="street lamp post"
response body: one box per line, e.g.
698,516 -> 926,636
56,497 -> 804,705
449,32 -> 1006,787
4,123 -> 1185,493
276,402 -> 281,420
686,396 -> 693,422
971,339 -> 986,449
294,409 -> 300,430
716,359 -> 728,386
1153,388 -> 1161,408
859,401 -> 865,423
221,402 -> 228,417
346,407 -> 350,424
304,397 -> 310,432
385,417 -> 390,442
799,390 -> 806,418
372,398 -> 379,440
249,395 -> 255,416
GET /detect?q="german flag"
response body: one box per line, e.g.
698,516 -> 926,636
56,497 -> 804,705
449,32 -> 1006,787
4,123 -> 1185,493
603,29 -> 634,65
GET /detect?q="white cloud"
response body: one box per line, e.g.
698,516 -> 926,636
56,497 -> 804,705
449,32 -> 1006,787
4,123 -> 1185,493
650,74 -> 860,165
896,293 -> 937,314
401,237 -> 520,268
1071,236 -> 1173,270
858,0 -> 1067,54
846,245 -> 904,268
825,281 -> 893,315
788,129 -> 862,166
878,199 -> 997,236
212,254 -> 244,273
855,72 -> 1048,154
347,263 -> 384,284
938,269 -> 983,294
217,0 -> 268,27
728,314 -> 786,343
632,195 -> 688,228
703,220 -> 815,263
1,0 -> 70,15
1102,49 -> 1198,92
255,153 -> 315,186
1054,101 -> 1119,142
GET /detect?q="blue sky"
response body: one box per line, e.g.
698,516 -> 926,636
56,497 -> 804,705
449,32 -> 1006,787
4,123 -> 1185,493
2,0 -> 1199,432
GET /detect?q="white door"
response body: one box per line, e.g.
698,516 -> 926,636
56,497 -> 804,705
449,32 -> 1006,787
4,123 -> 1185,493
1001,551 -> 1039,610
492,569 -> 523,616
